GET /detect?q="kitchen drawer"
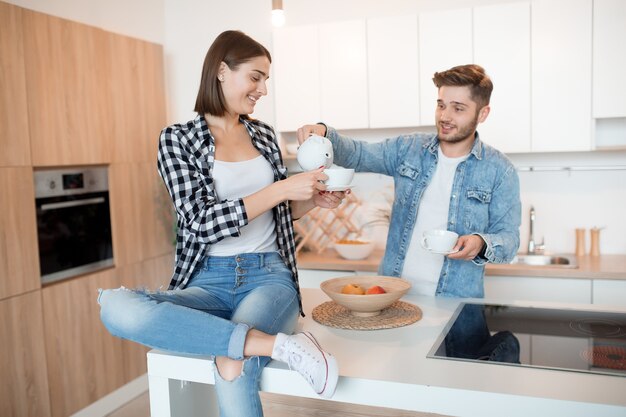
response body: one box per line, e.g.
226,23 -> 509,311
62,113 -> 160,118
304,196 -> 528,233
592,280 -> 626,307
485,275 -> 592,304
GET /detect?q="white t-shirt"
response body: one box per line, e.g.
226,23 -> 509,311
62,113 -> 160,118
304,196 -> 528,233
208,155 -> 278,256
401,147 -> 468,296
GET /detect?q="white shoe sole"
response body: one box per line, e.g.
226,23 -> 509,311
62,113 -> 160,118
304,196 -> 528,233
302,332 -> 339,399
320,354 -> 338,399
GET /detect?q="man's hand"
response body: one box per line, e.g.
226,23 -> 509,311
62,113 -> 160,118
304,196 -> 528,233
296,124 -> 327,144
446,234 -> 486,261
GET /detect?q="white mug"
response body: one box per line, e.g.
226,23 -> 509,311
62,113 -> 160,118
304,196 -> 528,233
324,168 -> 354,188
296,135 -> 334,171
421,230 -> 459,253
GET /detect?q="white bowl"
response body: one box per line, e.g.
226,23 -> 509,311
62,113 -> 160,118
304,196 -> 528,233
320,276 -> 411,316
334,239 -> 375,260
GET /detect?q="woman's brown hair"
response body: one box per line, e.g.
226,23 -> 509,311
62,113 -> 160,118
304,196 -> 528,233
432,64 -> 493,109
194,30 -> 272,116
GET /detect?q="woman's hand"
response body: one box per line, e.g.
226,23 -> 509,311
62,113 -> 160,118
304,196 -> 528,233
279,168 -> 327,201
296,124 -> 327,144
313,190 -> 347,209
244,168 -> 329,221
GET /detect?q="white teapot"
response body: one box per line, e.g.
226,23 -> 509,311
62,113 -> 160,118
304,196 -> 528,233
296,135 -> 334,171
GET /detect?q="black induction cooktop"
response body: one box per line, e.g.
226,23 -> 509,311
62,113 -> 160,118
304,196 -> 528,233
428,302 -> 626,377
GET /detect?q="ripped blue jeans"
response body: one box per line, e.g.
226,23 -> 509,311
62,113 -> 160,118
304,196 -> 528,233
98,252 -> 299,417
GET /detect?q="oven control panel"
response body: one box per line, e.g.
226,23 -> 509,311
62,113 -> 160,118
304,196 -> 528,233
34,166 -> 109,198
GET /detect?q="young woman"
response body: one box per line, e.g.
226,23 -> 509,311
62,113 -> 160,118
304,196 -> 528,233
99,30 -> 342,416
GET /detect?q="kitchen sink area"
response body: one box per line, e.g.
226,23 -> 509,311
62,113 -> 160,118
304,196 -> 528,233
511,254 -> 578,268
512,205 -> 578,268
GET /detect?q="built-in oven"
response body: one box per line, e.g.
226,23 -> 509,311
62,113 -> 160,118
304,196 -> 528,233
34,166 -> 114,284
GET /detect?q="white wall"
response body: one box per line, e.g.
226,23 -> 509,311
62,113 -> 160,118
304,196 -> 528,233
162,0 -> 275,126
3,0 -> 164,43
512,152 -> 626,254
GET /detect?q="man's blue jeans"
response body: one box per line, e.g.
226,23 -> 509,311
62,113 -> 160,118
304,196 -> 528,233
98,251 -> 299,417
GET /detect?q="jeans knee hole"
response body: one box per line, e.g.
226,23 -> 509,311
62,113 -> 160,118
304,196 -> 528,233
215,359 -> 246,382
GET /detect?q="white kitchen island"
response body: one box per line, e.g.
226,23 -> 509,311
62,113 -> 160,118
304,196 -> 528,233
147,289 -> 626,417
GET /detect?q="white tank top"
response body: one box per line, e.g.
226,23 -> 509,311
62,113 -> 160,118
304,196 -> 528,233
208,155 -> 278,256
401,147 -> 468,296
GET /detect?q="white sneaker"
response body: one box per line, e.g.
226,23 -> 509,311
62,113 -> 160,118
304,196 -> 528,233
272,332 -> 339,399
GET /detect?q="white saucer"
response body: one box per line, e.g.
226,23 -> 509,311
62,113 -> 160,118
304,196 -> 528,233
426,248 -> 459,255
325,184 -> 355,192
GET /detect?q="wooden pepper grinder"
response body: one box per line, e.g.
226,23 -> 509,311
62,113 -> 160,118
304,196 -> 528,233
589,227 -> 602,257
575,228 -> 586,257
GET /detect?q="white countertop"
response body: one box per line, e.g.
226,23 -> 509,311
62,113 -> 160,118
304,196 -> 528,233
147,289 -> 626,417
286,288 -> 626,417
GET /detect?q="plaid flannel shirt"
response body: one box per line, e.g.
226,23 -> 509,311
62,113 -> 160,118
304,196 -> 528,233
157,114 -> 303,314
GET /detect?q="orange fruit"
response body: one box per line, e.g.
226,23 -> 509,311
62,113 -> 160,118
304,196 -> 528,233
341,283 -> 366,295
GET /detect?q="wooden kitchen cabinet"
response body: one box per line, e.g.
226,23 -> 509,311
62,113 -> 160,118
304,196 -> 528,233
116,253 -> 173,381
319,19 -> 369,130
109,162 -> 174,268
38,253 -> 173,417
0,5 -> 171,416
367,14 -> 420,128
473,2 -> 531,153
0,291 -> 51,417
22,8 -> 165,166
42,268 -> 125,417
592,0 -> 626,119
531,0 -> 592,152
0,2 -> 31,167
22,10 -> 113,166
0,167 -> 40,300
272,25 -> 321,132
418,8 -> 473,125
108,34 -> 166,163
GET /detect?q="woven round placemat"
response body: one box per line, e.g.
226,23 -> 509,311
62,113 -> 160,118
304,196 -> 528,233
312,300 -> 422,330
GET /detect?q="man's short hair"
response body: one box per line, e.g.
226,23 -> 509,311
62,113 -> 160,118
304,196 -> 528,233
432,64 -> 493,109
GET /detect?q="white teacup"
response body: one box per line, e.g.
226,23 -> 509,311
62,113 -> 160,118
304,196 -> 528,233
324,167 -> 354,188
421,230 -> 459,253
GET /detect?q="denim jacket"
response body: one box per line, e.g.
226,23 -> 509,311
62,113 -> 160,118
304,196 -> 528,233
326,127 -> 521,298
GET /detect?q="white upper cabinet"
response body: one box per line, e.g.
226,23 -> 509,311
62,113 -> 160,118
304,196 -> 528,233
273,3 -> 608,154
318,20 -> 369,130
272,25 -> 320,132
418,8 -> 473,126
473,2 -> 531,153
531,0 -> 592,152
593,0 -> 626,119
367,15 -> 420,128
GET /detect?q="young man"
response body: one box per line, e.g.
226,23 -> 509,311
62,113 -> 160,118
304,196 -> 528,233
297,64 -> 521,298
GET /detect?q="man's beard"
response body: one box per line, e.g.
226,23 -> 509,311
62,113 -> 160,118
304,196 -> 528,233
437,115 -> 479,144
